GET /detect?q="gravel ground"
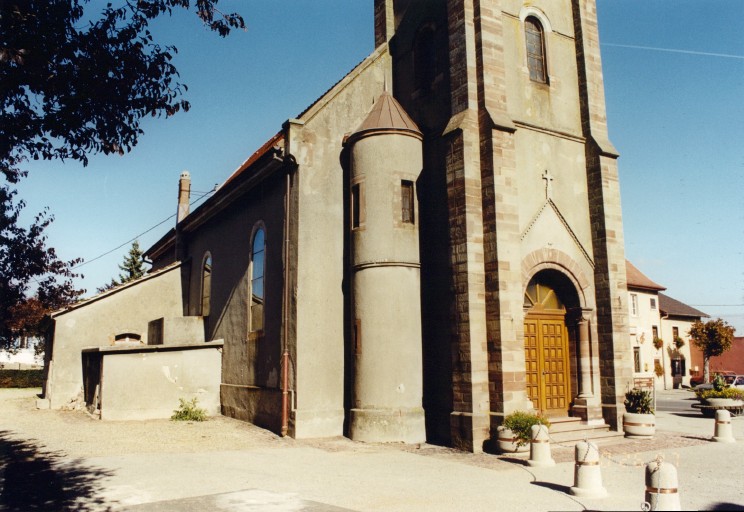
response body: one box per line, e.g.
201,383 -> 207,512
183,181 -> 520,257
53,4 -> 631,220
0,387 -> 709,464
0,388 -> 285,458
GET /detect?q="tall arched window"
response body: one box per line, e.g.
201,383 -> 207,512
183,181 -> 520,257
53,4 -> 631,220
201,252 -> 212,317
525,16 -> 547,83
250,227 -> 265,332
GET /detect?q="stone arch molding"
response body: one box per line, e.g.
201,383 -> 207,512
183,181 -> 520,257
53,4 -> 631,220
518,6 -> 553,33
522,248 -> 592,308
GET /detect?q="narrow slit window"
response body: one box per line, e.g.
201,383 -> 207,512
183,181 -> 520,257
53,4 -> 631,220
351,183 -> 364,229
525,17 -> 547,83
401,180 -> 415,224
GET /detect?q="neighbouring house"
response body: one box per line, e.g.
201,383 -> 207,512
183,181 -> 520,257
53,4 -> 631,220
690,336 -> 744,381
42,0 -> 634,452
625,260 -> 707,390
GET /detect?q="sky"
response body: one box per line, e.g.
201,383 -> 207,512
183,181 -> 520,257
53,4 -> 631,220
15,1 -> 744,333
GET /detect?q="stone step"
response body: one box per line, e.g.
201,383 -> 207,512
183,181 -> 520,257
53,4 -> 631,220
549,424 -> 622,445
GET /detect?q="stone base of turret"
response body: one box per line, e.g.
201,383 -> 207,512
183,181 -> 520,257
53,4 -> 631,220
349,406 -> 426,443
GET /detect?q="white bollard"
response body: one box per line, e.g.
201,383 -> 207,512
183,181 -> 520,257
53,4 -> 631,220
645,457 -> 681,511
569,441 -> 607,498
712,409 -> 736,443
527,424 -> 555,467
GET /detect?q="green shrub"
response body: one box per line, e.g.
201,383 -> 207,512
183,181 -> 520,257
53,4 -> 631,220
502,410 -> 551,447
624,389 -> 654,414
713,374 -> 727,392
171,397 -> 207,422
0,369 -> 44,388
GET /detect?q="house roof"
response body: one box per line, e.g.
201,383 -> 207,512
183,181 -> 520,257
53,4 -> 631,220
625,260 -> 666,291
658,292 -> 708,319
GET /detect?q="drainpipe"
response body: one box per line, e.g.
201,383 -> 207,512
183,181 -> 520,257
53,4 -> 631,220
280,156 -> 296,437
660,312 -> 669,390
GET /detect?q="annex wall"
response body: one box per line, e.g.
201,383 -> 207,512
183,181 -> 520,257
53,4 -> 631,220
46,264 -> 184,409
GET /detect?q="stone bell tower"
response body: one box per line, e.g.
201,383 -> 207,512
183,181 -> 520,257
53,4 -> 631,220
374,0 -> 631,452
345,91 -> 426,443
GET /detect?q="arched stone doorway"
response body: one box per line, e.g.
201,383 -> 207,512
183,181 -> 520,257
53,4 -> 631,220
523,269 -> 580,417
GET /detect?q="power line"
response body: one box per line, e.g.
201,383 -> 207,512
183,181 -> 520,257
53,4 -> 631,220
602,43 -> 744,60
689,304 -> 744,307
72,190 -> 213,271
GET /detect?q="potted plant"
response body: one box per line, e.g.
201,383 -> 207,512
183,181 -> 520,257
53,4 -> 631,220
622,389 -> 655,439
695,374 -> 744,407
673,336 -> 685,349
497,411 -> 551,454
652,337 -> 663,351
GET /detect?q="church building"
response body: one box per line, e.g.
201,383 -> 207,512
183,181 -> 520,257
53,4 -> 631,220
45,0 -> 632,453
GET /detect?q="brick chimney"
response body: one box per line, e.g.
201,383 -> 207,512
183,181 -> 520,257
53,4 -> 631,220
177,171 -> 191,224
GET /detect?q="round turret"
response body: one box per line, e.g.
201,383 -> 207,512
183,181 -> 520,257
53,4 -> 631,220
346,91 -> 426,444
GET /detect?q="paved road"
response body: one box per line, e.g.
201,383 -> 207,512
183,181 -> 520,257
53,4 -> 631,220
654,388 -> 700,414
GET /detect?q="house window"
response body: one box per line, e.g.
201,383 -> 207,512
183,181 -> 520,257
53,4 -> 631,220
633,347 -> 641,373
351,182 -> 365,230
650,298 -> 656,310
525,17 -> 547,83
250,227 -> 265,332
401,180 -> 415,224
201,252 -> 212,317
672,326 -> 679,339
652,326 -> 659,339
630,293 -> 638,316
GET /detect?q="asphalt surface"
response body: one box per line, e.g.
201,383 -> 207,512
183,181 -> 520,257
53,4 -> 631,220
1,388 -> 743,511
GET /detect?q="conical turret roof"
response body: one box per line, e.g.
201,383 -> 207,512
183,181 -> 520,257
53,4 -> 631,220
347,91 -> 422,143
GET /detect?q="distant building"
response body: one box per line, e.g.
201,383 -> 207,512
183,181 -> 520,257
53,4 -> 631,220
625,261 -> 707,389
690,336 -> 744,381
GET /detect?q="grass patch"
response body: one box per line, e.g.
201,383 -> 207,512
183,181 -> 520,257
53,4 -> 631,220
171,397 -> 207,422
0,369 -> 44,388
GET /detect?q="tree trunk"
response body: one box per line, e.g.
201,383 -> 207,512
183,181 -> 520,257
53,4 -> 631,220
703,357 -> 710,384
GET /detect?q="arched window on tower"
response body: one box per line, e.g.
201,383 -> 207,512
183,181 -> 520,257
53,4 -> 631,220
414,23 -> 437,91
201,252 -> 212,317
525,16 -> 548,84
250,227 -> 265,332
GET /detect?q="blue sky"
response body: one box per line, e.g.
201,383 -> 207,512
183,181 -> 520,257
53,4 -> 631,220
16,1 -> 744,332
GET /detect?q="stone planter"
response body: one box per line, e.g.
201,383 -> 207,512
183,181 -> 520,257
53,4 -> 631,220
703,398 -> 744,407
497,426 -> 529,454
622,412 -> 655,439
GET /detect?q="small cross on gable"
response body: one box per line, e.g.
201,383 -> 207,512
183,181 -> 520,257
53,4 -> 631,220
542,169 -> 554,199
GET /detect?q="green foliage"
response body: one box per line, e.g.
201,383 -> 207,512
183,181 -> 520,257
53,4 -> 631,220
0,369 -> 44,388
502,411 -> 551,447
624,389 -> 654,414
97,240 -> 148,293
0,187 -> 84,349
673,336 -> 685,349
689,319 -> 736,384
713,373 -> 727,392
1,0 -> 245,183
689,319 -> 735,359
171,397 -> 207,422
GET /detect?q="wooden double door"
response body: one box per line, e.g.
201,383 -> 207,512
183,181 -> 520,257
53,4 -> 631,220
524,314 -> 571,417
